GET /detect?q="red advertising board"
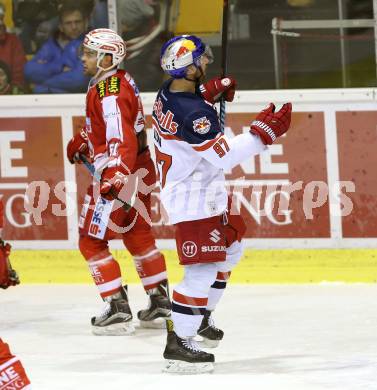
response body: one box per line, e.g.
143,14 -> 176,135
337,110 -> 377,237
0,117 -> 67,240
221,112 -> 330,238
71,112 -> 330,240
0,93 -> 376,248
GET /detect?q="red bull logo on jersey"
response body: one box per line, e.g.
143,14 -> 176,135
193,116 -> 211,134
153,98 -> 178,134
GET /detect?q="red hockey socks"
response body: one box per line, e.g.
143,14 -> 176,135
133,248 -> 168,291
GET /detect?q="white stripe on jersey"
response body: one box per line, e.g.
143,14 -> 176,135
102,95 -> 123,142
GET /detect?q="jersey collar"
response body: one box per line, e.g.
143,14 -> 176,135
90,69 -> 118,87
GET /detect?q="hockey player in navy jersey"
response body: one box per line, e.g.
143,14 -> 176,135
154,35 -> 292,373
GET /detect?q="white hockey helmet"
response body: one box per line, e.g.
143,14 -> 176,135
83,28 -> 126,72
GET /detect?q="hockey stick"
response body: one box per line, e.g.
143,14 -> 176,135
220,0 -> 230,133
78,154 -> 131,211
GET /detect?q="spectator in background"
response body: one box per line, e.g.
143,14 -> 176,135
34,18 -> 56,51
0,60 -> 24,94
118,0 -> 163,91
24,2 -> 90,93
13,0 -> 59,54
91,0 -> 108,28
0,61 -> 11,94
80,0 -> 109,28
119,0 -> 154,38
0,2 -> 26,91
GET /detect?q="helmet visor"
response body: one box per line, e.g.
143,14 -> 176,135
202,44 -> 214,64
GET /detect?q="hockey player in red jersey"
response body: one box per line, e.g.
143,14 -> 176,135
0,339 -> 31,389
66,29 -> 170,335
0,199 -> 19,289
0,201 -> 30,387
155,35 -> 292,373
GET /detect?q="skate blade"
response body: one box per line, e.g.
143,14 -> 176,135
195,336 -> 220,348
139,317 -> 167,329
92,321 -> 135,336
163,360 -> 214,374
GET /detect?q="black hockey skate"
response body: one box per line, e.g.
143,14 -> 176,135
197,310 -> 224,348
91,285 -> 135,336
163,320 -> 214,374
137,280 -> 171,329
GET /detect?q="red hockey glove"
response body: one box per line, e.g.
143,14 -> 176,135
66,129 -> 89,164
250,103 -> 292,145
100,167 -> 128,201
0,241 -> 20,289
200,76 -> 236,104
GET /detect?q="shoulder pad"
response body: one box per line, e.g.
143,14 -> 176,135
96,75 -> 121,99
182,108 -> 221,145
124,71 -> 140,97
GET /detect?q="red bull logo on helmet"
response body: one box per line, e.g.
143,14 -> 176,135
175,39 -> 196,58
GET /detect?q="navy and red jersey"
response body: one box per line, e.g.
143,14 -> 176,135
152,79 -> 265,224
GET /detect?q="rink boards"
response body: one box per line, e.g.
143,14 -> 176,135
0,89 -> 377,251
10,248 -> 377,283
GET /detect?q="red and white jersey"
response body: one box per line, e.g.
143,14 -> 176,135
152,80 -> 266,224
85,68 -> 145,174
0,199 -> 3,237
0,339 -> 31,389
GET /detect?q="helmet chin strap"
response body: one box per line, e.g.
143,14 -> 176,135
183,76 -> 197,83
93,52 -> 117,80
184,65 -> 204,86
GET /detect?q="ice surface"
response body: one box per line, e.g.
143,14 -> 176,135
1,285 -> 377,390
